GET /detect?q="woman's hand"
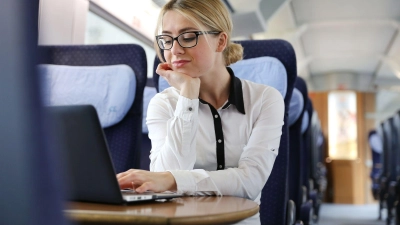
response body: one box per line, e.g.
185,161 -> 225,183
116,169 -> 177,193
156,63 -> 200,99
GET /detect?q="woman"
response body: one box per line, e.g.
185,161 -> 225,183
117,0 -> 284,223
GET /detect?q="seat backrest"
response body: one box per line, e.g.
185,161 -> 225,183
310,111 -> 322,182
388,117 -> 398,181
38,44 -> 147,173
368,129 -> 382,178
153,39 -> 297,225
1,1 -> 66,223
289,77 -> 308,218
302,98 -> 314,190
394,112 -> 400,177
141,82 -> 158,170
382,119 -> 393,180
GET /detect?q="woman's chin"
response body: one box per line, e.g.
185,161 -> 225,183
174,68 -> 199,78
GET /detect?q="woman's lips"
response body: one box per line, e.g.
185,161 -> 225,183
172,60 -> 189,68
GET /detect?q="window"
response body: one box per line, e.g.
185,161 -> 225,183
328,91 -> 358,160
85,1 -> 160,78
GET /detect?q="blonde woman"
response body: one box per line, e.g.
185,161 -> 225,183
117,1 -> 284,223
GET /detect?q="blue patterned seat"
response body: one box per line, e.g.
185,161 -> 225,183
368,129 -> 382,200
380,117 -> 399,224
38,44 -> 147,173
141,78 -> 157,170
302,96 -> 325,223
237,40 -> 297,225
289,77 -> 314,224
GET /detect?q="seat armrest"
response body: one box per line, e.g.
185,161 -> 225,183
301,185 -> 307,204
286,200 -> 296,225
300,200 -> 313,224
389,181 -> 397,195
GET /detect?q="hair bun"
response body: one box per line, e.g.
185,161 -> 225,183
224,42 -> 243,66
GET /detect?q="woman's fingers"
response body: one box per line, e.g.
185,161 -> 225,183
156,63 -> 190,89
118,176 -> 134,189
117,169 -> 139,189
116,170 -> 152,191
135,182 -> 153,193
116,170 -> 176,193
156,63 -> 173,78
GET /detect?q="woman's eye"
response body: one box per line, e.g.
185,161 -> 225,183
182,37 -> 196,42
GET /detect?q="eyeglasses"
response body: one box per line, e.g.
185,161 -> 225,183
156,31 -> 221,50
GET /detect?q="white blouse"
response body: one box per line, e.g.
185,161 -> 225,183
147,68 -> 284,206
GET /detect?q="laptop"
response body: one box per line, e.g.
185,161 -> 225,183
46,104 -> 182,204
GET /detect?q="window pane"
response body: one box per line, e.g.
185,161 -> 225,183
85,11 -> 156,78
328,91 -> 358,160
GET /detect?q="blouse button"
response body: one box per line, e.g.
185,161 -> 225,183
218,139 -> 222,143
188,107 -> 192,111
214,115 -> 219,119
219,165 -> 223,169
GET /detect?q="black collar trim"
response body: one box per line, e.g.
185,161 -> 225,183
226,67 -> 245,114
199,67 -> 245,115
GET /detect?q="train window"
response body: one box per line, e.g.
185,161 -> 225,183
328,90 -> 358,160
86,1 -> 160,78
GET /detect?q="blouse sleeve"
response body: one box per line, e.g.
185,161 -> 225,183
147,91 -> 200,171
168,87 -> 284,201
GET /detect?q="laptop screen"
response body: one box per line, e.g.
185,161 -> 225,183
47,105 -> 125,204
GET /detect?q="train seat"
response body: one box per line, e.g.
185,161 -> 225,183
368,129 -> 382,200
141,80 -> 157,170
289,77 -> 315,225
38,44 -> 147,173
287,86 -> 304,225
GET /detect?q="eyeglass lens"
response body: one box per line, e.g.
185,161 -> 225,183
157,32 -> 198,50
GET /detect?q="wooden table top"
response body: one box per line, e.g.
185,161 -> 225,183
65,196 -> 259,225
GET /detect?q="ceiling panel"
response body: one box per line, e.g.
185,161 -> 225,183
301,24 -> 396,56
291,0 -> 400,24
264,3 -> 296,32
258,0 -> 400,93
376,63 -> 395,78
377,59 -> 400,79
388,34 -> 400,57
309,58 -> 379,76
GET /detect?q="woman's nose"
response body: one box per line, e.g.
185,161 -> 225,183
170,39 -> 184,55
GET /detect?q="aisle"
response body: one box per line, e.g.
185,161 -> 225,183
318,203 -> 386,225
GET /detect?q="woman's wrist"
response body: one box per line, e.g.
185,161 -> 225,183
180,78 -> 200,99
163,171 -> 178,192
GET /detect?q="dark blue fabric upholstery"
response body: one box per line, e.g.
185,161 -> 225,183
38,44 -> 147,173
303,98 -> 313,190
289,77 -> 309,221
238,40 -> 297,225
2,0 -> 66,224
368,129 -> 382,200
141,83 -> 158,170
302,97 -> 325,222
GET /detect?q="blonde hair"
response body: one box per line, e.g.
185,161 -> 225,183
154,0 -> 243,66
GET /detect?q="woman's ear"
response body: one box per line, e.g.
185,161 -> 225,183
216,32 -> 228,52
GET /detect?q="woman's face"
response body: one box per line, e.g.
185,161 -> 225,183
161,10 -> 221,78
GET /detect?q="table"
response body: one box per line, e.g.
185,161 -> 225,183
65,196 -> 259,225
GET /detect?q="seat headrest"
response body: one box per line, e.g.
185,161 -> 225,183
230,56 -> 287,97
158,56 -> 287,98
369,132 -> 383,154
142,86 -> 157,133
288,88 -> 304,127
39,64 -> 136,128
301,111 -> 309,134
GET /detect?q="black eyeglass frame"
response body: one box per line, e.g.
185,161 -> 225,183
155,31 -> 221,50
